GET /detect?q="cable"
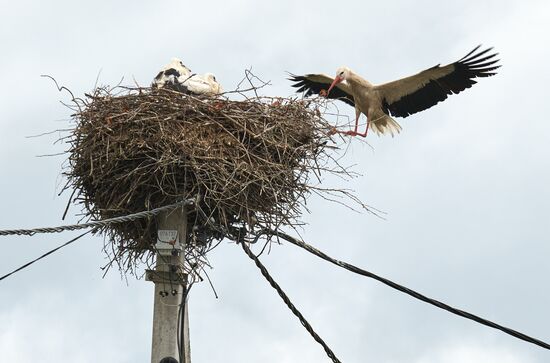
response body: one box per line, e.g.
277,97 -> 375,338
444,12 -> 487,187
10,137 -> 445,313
240,237 -> 342,363
0,200 -> 193,282
0,199 -> 194,237
263,228 -> 550,352
0,230 -> 92,282
177,281 -> 192,363
178,286 -> 185,363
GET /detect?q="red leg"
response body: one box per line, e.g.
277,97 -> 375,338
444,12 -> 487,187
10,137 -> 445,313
354,118 -> 369,138
353,112 -> 359,134
337,113 -> 361,136
329,113 -> 370,137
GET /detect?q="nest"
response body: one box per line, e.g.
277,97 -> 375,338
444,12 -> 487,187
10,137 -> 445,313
61,84 -> 363,271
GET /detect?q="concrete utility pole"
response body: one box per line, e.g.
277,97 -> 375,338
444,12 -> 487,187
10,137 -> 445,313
146,207 -> 191,363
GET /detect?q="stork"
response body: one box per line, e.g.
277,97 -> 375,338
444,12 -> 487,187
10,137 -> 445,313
152,58 -> 192,92
152,59 -> 222,95
290,45 -> 500,137
185,73 -> 223,95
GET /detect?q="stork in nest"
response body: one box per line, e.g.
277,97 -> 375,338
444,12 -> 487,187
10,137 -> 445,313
152,58 -> 222,95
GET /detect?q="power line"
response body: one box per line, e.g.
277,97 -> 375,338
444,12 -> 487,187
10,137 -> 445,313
177,282 -> 193,363
3,199 -> 548,354
0,200 -> 194,237
0,201 -> 194,282
262,228 -> 550,352
0,230 -> 92,282
240,235 -> 342,363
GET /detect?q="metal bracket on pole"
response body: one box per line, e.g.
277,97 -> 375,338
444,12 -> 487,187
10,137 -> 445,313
145,269 -> 186,285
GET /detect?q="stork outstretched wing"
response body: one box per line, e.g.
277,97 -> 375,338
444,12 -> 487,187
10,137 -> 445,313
375,46 -> 500,118
289,73 -> 355,106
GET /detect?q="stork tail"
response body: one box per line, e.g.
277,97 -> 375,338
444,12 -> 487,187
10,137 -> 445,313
370,115 -> 402,137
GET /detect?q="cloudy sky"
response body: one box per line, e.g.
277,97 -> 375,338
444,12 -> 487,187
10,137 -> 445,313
1,0 -> 549,362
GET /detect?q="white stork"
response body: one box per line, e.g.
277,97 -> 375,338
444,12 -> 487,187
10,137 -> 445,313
185,73 -> 223,95
152,58 -> 222,95
290,45 -> 500,137
152,58 -> 192,92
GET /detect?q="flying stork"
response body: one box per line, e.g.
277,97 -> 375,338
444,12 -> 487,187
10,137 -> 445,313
290,45 -> 500,137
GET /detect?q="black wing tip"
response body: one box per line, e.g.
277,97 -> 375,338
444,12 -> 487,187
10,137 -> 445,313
287,73 -> 307,90
458,44 -> 481,62
287,73 -> 307,83
457,45 -> 501,76
286,71 -> 299,79
460,45 -> 500,64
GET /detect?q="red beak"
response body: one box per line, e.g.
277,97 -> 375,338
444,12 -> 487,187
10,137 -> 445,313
327,76 -> 343,95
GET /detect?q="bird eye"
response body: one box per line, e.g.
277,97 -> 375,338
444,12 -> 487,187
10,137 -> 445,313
339,71 -> 344,76
212,76 -> 217,81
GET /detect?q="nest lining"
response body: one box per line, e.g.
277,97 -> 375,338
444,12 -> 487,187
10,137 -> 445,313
63,86 -> 354,270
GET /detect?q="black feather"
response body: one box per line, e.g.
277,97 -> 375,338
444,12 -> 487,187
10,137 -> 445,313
384,46 -> 501,118
164,68 -> 181,77
289,74 -> 355,107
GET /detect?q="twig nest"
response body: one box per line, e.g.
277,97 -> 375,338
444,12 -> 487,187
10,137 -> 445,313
65,86 -> 336,266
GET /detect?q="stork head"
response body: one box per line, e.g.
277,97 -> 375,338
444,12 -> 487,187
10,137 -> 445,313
204,73 -> 217,82
168,57 -> 192,74
204,73 -> 223,94
328,66 -> 351,95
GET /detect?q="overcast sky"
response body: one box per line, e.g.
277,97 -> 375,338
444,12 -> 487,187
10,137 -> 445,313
1,0 -> 550,362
